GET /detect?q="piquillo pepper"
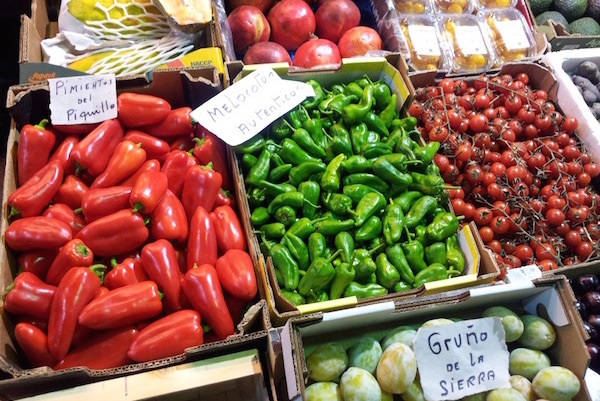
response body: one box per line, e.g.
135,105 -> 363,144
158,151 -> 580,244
139,107 -> 193,137
117,93 -> 171,128
405,195 -> 438,228
181,164 -> 223,219
355,216 -> 383,242
343,84 -> 374,125
5,217 -> 72,252
298,250 -> 340,297
151,189 -> 189,243
4,272 -> 56,320
129,170 -> 168,214
386,245 -> 415,285
92,140 -> 147,188
8,160 -> 64,218
161,149 -> 198,197
17,120 -> 56,186
211,205 -> 247,252
71,119 -> 124,176
215,249 -> 257,302
140,239 -> 182,313
282,232 -> 310,271
53,175 -> 89,210
45,238 -> 93,286
49,135 -> 79,176
187,206 -> 218,270
383,200 -> 404,246
353,191 -> 387,227
17,250 -> 56,280
298,181 -> 321,219
105,258 -> 149,290
81,186 -> 132,223
14,323 -> 56,368
42,203 -> 85,236
343,282 -> 387,299
193,131 -> 232,190
289,161 -> 326,186
124,130 -> 170,164
121,159 -> 161,187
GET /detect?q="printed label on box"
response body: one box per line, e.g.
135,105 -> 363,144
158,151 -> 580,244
48,74 -> 117,125
495,20 -> 529,51
408,25 -> 441,56
414,317 -> 510,401
454,25 -> 488,55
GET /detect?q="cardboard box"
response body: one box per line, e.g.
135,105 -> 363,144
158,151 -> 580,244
18,0 -> 227,84
280,275 -> 592,401
0,72 -> 272,400
226,55 -> 500,326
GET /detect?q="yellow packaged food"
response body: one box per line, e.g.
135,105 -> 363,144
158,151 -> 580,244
398,14 -> 447,71
394,0 -> 431,14
433,0 -> 475,14
480,9 -> 536,65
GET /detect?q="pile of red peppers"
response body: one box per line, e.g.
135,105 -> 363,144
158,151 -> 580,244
3,93 -> 258,371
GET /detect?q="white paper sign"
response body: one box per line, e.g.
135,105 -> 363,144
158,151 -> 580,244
413,318 -> 510,401
454,25 -> 488,55
48,74 -> 117,125
495,20 -> 530,51
190,68 -> 315,146
407,25 -> 441,57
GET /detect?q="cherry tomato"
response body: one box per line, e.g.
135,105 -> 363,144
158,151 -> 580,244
546,195 -> 566,210
576,241 -> 594,260
514,245 -> 534,263
474,207 -> 493,227
565,230 -> 582,250
504,254 -> 521,268
491,216 -> 510,235
538,259 -> 557,272
469,114 -> 488,133
451,199 -> 466,216
562,116 -> 578,134
535,243 -> 557,261
487,240 -> 502,254
577,172 -> 591,187
463,203 -> 476,219
545,208 -> 565,226
490,162 -> 506,177
455,143 -> 472,162
479,226 -> 494,243
408,102 -> 423,118
584,162 -> 600,177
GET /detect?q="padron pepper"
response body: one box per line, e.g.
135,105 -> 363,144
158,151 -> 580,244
259,222 -> 286,239
373,82 -> 392,111
268,164 -> 292,183
328,123 -> 354,158
351,123 -> 370,155
271,153 -> 285,167
386,245 -> 415,285
353,191 -> 387,227
446,235 -> 465,274
280,290 -> 306,306
292,128 -> 326,158
316,218 -> 355,237
372,157 -> 412,188
275,206 -> 297,227
425,242 -> 447,266
343,173 -> 389,194
297,250 -> 341,297
258,180 -> 296,197
279,138 -> 319,166
282,232 -> 310,271
289,161 -> 327,186
426,212 -> 459,242
322,193 -> 353,216
298,181 -> 321,219
308,232 -> 328,262
246,148 -> 272,187
414,225 -> 428,244
321,154 -> 346,193
248,187 -> 267,207
383,199 -> 404,245
234,135 -> 264,154
342,155 -> 373,173
329,93 -> 358,115
264,239 -> 299,291
376,253 -> 401,289
409,172 -> 447,196
343,282 -> 387,300
362,143 -> 393,159
288,216 -> 328,240
241,154 -> 257,172
414,142 -> 441,166
267,191 -> 312,215
329,262 -> 356,300
270,117 -> 292,140
405,195 -> 438,228
355,215 -> 383,242
309,291 -> 329,304
413,263 -> 460,288
391,116 -> 418,132
394,281 -> 412,293
302,80 -> 325,110
343,184 -> 384,205
364,111 -> 389,137
351,244 -> 384,283
335,232 -> 355,263
288,107 -> 309,129
344,81 -> 364,98
393,191 -> 423,214
303,113 -> 327,149
379,93 -> 397,127
402,236 -> 428,274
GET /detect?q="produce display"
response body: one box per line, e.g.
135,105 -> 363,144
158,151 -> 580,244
302,307 -> 581,401
234,77 -> 467,306
570,272 -> 600,373
530,0 -> 600,35
3,93 -> 258,370
408,71 -> 600,272
568,60 -> 600,121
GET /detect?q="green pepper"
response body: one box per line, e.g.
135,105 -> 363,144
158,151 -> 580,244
318,94 -> 335,114
298,250 -> 341,297
414,225 -> 427,244
343,282 -> 388,300
426,162 -> 440,177
341,155 -> 373,173
369,237 -> 386,257
414,142 -> 441,166
329,93 -> 358,115
265,139 -> 280,153
303,115 -> 327,150
386,245 -> 415,285
351,244 -> 384,283
362,143 -> 393,159
394,281 -> 412,293
279,138 -> 319,166
353,191 -> 387,227
321,154 -> 346,193
246,148 -> 272,186
282,232 -> 310,271
334,232 -> 354,263
379,94 -> 397,128
267,191 -> 305,215
288,107 -> 309,129
309,291 -> 329,303
343,173 -> 389,194
379,153 -> 417,172
402,238 -> 428,274
376,253 -> 400,289
274,266 -> 285,287
331,84 -> 345,95
289,161 -> 327,186
329,262 -> 356,300
373,82 -> 392,111
302,80 -> 325,110
271,153 -> 285,168
270,118 -> 292,140
298,181 -> 320,219
372,157 -> 413,188
446,235 -> 465,274
268,164 -> 292,183
409,172 -> 446,196
234,135 -> 265,154
292,128 -> 326,159
248,187 -> 266,207
355,76 -> 372,88
426,212 -> 459,242
242,153 -> 258,171
342,184 -> 384,205
382,199 -> 404,245
350,123 -> 370,156
364,111 -> 389,137
288,217 -> 326,240
280,290 -> 305,306
328,122 -> 354,158
385,128 -> 404,149
405,195 -> 438,228
355,215 -> 383,242
275,206 -> 297,227
425,242 -> 447,265
413,263 -> 447,288
393,191 -> 423,214
322,193 -> 353,216
344,82 -> 364,98
259,222 -> 286,239
251,207 -> 270,226
264,240 -> 299,290
316,218 -> 355,237
257,180 -> 296,197
260,238 -> 276,257
391,116 -> 417,132
308,232 -> 327,262
364,130 -> 380,146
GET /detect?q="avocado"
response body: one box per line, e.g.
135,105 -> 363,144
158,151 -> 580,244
587,0 -> 600,21
529,0 -> 553,15
553,0 -> 588,21
569,17 -> 600,35
535,11 -> 569,30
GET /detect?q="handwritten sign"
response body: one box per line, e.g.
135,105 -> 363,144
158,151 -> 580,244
48,74 -> 117,125
190,68 -> 315,146
414,318 -> 510,401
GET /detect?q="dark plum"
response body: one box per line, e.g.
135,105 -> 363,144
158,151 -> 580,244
588,343 -> 600,370
583,291 -> 600,314
583,320 -> 599,340
588,315 -> 600,331
575,300 -> 588,320
572,274 -> 600,294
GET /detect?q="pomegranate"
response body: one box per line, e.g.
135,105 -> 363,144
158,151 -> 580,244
267,0 -> 316,51
227,6 -> 271,55
315,0 -> 361,44
337,26 -> 383,58
243,42 -> 293,65
225,0 -> 273,14
293,38 -> 341,68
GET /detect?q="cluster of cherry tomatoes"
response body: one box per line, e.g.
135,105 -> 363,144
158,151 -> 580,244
408,72 -> 600,272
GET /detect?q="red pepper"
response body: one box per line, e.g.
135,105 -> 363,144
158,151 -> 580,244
4,272 -> 57,320
150,189 -> 189,243
8,160 -> 64,218
140,239 -> 182,313
181,164 -> 223,220
81,186 -> 132,223
210,205 -> 247,253
5,217 -> 72,252
51,122 -> 100,136
139,107 -> 193,138
124,130 -> 170,164
215,249 -> 257,302
53,175 -> 89,210
187,206 -> 217,271
117,93 -> 171,128
193,129 -> 232,190
18,250 -> 57,281
14,323 -> 57,368
91,140 -> 147,188
105,257 -> 149,290
169,134 -> 195,152
160,149 -> 198,198
120,159 -> 161,187
49,136 -> 79,176
214,189 -> 236,209
47,266 -> 103,360
127,309 -> 204,362
182,264 -> 234,340
77,209 -> 149,257
45,238 -> 94,286
17,120 -> 56,186
41,203 -> 86,236
94,286 -> 110,299
130,171 -> 168,213
225,293 -> 249,326
79,281 -> 162,329
70,119 -> 124,176
16,316 -> 48,332
54,326 -> 138,370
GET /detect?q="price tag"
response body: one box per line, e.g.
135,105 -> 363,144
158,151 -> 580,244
413,318 -> 510,401
190,68 -> 315,146
495,20 -> 530,51
407,25 -> 441,57
454,25 -> 488,55
48,74 -> 117,125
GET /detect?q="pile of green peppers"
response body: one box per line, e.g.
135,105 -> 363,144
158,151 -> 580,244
235,76 -> 466,306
